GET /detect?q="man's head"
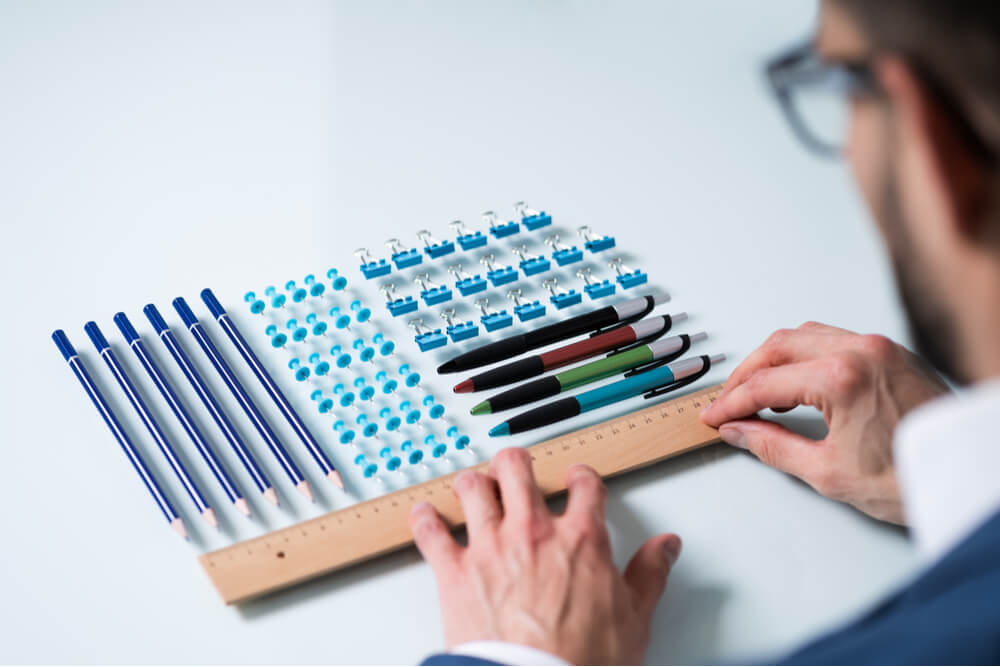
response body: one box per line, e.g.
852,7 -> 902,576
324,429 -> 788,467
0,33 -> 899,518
810,1 -> 1000,384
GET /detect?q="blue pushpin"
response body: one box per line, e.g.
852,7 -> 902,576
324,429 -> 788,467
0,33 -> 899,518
609,257 -> 648,289
244,291 -> 266,314
543,277 -> 582,310
288,357 -> 310,382
379,446 -> 403,475
447,263 -> 487,297
422,394 -> 446,421
424,434 -> 448,460
413,273 -> 453,306
447,425 -> 473,454
350,299 -> 372,324
264,285 -> 286,309
311,389 -> 334,414
264,324 -> 289,349
544,234 -> 583,266
352,337 -> 376,363
399,363 -> 421,388
386,238 -> 423,269
286,318 -> 308,343
333,419 -> 357,445
479,253 -> 518,287
399,400 -> 422,426
308,352 -> 330,376
327,268 -> 349,292
506,288 -> 546,322
440,308 -> 480,342
353,454 -> 381,481
332,382 -> 356,409
577,267 -> 616,300
329,344 -> 352,368
449,219 -> 487,251
511,244 -> 551,276
328,306 -> 352,331
577,225 -> 616,253
355,248 -> 392,280
304,274 -> 326,298
353,377 -> 376,402
305,313 -> 328,337
514,201 -> 552,231
484,210 -> 519,239
356,413 -> 379,439
375,370 -> 399,395
380,406 -> 402,432
416,229 -> 456,259
475,297 -> 513,332
401,439 -> 428,470
372,332 -> 395,357
408,318 -> 447,352
285,280 -> 308,304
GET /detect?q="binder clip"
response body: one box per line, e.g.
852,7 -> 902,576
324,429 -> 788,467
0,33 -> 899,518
408,318 -> 448,352
479,253 -> 519,287
380,283 -> 418,317
355,247 -> 391,279
440,308 -> 479,342
506,288 -> 546,322
416,229 -> 456,259
447,263 -> 487,296
608,257 -> 648,289
543,277 -> 582,309
514,201 -> 552,231
484,210 -> 519,239
638,354 -> 723,399
577,225 -> 616,253
511,244 -> 551,276
385,238 -> 423,270
576,267 -> 616,300
413,273 -> 453,306
475,297 -> 513,332
449,220 -> 487,251
544,234 -> 583,266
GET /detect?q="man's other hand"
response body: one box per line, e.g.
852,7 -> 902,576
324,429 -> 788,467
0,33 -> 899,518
409,449 -> 681,665
700,321 -> 948,523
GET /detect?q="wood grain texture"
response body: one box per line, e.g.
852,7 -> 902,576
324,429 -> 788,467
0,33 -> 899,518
199,384 -> 723,604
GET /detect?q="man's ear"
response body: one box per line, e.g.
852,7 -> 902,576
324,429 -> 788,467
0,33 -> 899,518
876,57 -> 990,239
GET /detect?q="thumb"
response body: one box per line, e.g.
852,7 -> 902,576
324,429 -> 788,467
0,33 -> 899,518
718,418 -> 821,481
624,533 -> 681,620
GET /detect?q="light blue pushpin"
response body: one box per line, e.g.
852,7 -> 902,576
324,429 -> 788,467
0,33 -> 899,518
305,313 -> 328,337
285,280 -> 308,303
353,454 -> 379,480
308,352 -> 330,376
333,382 -> 356,408
356,413 -> 379,439
352,337 -> 375,363
375,370 -> 398,395
327,268 -> 348,292
353,376 -> 376,402
265,285 -> 286,309
350,299 -> 372,324
311,388 -> 334,413
399,399 -> 422,426
380,406 -> 402,432
422,395 -> 446,420
425,434 -> 448,459
329,344 -> 352,368
288,357 -> 310,382
304,273 -> 326,298
286,318 -> 308,342
372,332 -> 395,356
333,419 -> 356,445
329,306 -> 352,331
447,425 -> 472,452
265,324 -> 288,349
379,447 -> 403,473
244,291 -> 266,314
401,440 -> 428,469
399,363 -> 421,388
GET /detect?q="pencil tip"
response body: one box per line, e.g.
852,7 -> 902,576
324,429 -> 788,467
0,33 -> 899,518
453,379 -> 474,393
263,487 -> 280,506
328,470 -> 345,490
437,360 -> 457,374
234,497 -> 251,517
171,518 -> 189,540
202,507 -> 219,528
296,480 -> 314,503
470,401 -> 490,416
489,422 -> 510,437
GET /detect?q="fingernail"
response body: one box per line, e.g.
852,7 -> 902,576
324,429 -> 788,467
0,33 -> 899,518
719,425 -> 747,449
410,501 -> 432,515
663,536 -> 682,566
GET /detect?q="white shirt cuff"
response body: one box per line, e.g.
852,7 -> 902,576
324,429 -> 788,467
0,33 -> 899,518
449,640 -> 570,665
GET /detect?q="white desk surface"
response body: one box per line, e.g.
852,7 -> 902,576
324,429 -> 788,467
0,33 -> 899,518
0,1 -> 918,663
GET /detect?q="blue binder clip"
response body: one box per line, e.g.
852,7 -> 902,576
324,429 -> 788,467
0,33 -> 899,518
449,220 -> 487,251
380,283 -> 419,317
408,318 -> 448,352
386,238 -> 423,269
544,234 -> 584,266
507,288 -> 546,321
484,210 -> 520,239
543,277 -> 582,310
577,267 -> 616,300
355,247 -> 392,279
440,308 -> 479,342
609,257 -> 648,289
475,297 -> 513,332
577,225 -> 616,253
479,253 -> 519,287
447,263 -> 487,296
511,244 -> 551,276
413,273 -> 453,306
514,201 -> 552,231
417,229 -> 456,259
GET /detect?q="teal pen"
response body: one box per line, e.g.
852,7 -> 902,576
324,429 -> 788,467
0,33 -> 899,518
490,353 -> 725,436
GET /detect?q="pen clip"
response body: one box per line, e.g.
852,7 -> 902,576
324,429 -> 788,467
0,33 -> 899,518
641,354 -> 712,400
608,314 -> 675,357
588,295 -> 656,338
623,334 -> 691,377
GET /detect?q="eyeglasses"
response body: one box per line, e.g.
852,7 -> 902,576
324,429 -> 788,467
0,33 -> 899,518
765,42 -> 879,157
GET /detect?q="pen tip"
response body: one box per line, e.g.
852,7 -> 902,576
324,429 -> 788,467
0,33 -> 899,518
296,480 -> 315,503
328,470 -> 345,490
488,423 -> 510,437
470,401 -> 491,416
202,507 -> 219,529
234,498 -> 252,517
453,379 -> 474,393
171,518 -> 189,540
437,360 -> 457,374
263,487 -> 280,506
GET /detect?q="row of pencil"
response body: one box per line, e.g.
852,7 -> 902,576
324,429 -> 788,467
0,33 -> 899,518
53,289 -> 344,540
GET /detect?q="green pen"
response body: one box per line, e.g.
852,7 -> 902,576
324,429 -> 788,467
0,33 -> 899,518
471,332 -> 707,415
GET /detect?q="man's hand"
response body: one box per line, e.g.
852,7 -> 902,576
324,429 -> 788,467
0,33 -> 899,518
700,321 -> 948,523
409,448 -> 681,665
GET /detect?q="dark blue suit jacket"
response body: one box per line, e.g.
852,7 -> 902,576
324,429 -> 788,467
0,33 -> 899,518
424,509 -> 1000,665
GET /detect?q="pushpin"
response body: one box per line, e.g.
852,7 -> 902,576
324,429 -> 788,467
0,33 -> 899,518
576,266 -> 616,300
285,280 -> 308,304
352,454 -> 382,482
399,363 -> 421,387
385,238 -> 423,269
379,406 -> 402,431
355,413 -> 380,439
401,439 -> 429,471
379,447 -> 404,475
372,332 -> 395,357
264,285 -> 287,309
310,388 -> 334,414
440,307 -> 480,342
514,201 -> 552,231
349,299 -> 372,324
506,288 -> 546,321
308,352 -> 330,376
328,306 -> 352,331
422,394 -> 446,421
479,253 -> 518,287
608,257 -> 648,289
332,382 -> 356,408
413,273 -> 453,306
285,318 -> 308,343
329,344 -> 352,368
264,324 -> 289,349
355,247 -> 392,279
544,234 -> 583,266
353,376 -> 376,402
288,358 -> 310,382
484,209 -> 519,239
399,399 -> 422,426
305,313 -> 328,337
333,419 -> 357,445
475,297 -> 513,332
447,263 -> 487,296
577,225 -> 616,253
376,370 -> 399,395
446,425 -> 474,455
449,219 -> 487,250
380,283 -> 419,317
303,274 -> 326,298
511,244 -> 551,276
407,318 -> 447,352
416,229 -> 456,259
424,434 -> 449,460
352,337 -> 376,363
543,277 -> 582,309
244,291 -> 266,315
327,268 -> 349,291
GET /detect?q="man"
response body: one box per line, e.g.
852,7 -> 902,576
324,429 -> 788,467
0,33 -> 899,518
413,0 -> 1000,663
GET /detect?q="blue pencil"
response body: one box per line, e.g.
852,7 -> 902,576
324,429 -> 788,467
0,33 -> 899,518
84,321 -> 218,528
143,304 -> 278,506
113,312 -> 251,518
200,289 -> 344,490
52,330 -> 188,539
171,297 -> 313,502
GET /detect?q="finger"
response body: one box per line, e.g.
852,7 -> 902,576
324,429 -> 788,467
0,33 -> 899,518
564,464 -> 608,524
720,328 -> 834,399
702,359 -> 832,426
489,447 -> 550,527
717,417 -> 824,482
624,534 -> 681,620
452,471 -> 501,541
409,502 -> 461,575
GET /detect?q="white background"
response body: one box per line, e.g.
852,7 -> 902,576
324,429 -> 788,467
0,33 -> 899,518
0,1 -> 918,663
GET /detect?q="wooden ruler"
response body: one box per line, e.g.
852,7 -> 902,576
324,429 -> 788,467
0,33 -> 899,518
200,383 -> 723,604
